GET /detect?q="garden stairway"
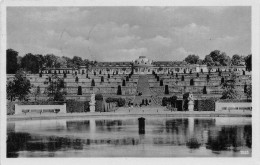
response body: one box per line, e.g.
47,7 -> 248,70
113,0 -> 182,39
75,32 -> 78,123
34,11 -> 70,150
133,75 -> 158,106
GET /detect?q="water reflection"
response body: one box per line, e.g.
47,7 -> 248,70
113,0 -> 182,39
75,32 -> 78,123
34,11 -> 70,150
7,117 -> 252,157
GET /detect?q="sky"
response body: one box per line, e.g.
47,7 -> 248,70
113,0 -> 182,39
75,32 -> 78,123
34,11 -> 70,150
7,6 -> 251,62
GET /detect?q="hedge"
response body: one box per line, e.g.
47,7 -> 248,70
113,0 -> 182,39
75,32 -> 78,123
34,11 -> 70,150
197,98 -> 217,111
66,100 -> 89,113
105,97 -> 126,107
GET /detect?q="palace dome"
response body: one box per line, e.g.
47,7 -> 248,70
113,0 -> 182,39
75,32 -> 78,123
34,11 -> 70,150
134,56 -> 153,66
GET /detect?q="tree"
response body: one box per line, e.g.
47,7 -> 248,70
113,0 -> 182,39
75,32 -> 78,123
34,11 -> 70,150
7,69 -> 31,101
245,85 -> 252,101
244,54 -> 252,71
221,72 -> 240,99
117,85 -> 122,95
44,54 -> 58,68
160,79 -> 163,86
184,54 -> 200,64
231,54 -> 244,66
72,56 -> 83,68
203,50 -> 231,66
91,79 -> 95,86
165,85 -> 169,94
33,86 -> 41,101
77,86 -> 82,95
46,75 -> 66,101
7,49 -> 19,74
203,86 -> 207,94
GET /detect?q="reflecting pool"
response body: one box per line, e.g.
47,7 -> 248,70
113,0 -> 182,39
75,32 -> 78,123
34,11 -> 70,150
7,117 -> 251,157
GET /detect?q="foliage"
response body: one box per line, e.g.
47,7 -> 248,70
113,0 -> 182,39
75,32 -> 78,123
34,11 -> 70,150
160,79 -> 163,86
46,74 -> 66,101
33,86 -> 41,101
21,53 -> 40,74
184,54 -> 201,64
95,93 -> 103,101
244,54 -> 252,71
117,85 -> 122,95
221,72 -> 240,100
203,86 -> 207,94
197,98 -> 217,111
91,79 -> 95,86
165,85 -> 169,94
105,97 -> 125,107
203,50 -> 231,66
122,79 -> 126,86
66,100 -> 89,113
77,86 -> 82,95
231,54 -> 244,66
7,70 -> 31,101
162,95 -> 177,107
245,85 -> 252,101
7,49 -> 19,74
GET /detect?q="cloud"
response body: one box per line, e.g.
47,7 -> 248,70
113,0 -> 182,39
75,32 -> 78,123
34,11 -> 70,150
7,7 -> 251,61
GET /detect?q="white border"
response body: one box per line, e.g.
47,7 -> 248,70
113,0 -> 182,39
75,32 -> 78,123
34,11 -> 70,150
1,0 -> 260,165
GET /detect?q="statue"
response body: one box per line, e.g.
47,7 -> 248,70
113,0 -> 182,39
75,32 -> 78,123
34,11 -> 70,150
188,93 -> 194,111
90,93 -> 96,112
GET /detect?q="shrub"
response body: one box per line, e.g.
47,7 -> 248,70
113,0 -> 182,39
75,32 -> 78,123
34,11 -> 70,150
181,75 -> 184,81
117,85 -> 122,95
77,86 -> 82,95
162,97 -> 168,106
95,100 -> 103,112
203,86 -> 207,94
221,77 -> 225,84
86,74 -> 88,78
108,74 -> 110,78
105,97 -> 125,107
197,98 -> 217,111
190,79 -> 194,86
122,80 -> 126,86
75,76 -> 79,83
197,73 -> 199,77
182,92 -> 190,111
160,79 -> 163,86
126,76 -> 129,81
91,79 -> 95,86
64,73 -> 67,78
101,76 -> 104,83
95,93 -> 103,101
157,76 -> 160,81
165,85 -> 169,94
66,100 -> 89,113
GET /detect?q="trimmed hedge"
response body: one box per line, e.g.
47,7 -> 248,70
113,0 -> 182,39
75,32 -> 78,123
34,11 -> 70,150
105,97 -> 126,107
197,98 -> 217,111
66,100 -> 89,113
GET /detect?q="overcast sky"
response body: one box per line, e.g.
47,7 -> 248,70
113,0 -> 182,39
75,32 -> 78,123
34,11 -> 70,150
7,6 -> 251,61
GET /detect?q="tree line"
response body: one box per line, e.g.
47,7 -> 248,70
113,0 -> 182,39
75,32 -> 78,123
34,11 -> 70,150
6,49 -> 97,74
7,49 -> 252,75
184,50 -> 252,71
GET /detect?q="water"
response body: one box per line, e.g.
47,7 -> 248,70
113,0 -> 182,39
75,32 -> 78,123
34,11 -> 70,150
7,117 -> 252,157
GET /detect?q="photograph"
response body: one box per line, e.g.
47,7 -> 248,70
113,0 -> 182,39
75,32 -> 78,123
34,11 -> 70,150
1,1 -> 259,163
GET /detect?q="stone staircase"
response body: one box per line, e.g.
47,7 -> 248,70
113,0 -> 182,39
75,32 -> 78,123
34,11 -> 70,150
133,75 -> 159,106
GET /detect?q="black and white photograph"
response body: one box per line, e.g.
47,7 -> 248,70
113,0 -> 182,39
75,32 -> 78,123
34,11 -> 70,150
1,0 -> 260,164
